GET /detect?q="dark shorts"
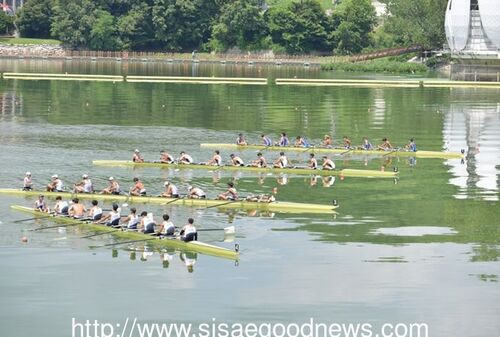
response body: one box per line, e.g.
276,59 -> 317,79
144,223 -> 155,234
164,227 -> 175,236
182,232 -> 198,242
140,191 -> 146,196
23,186 -> 32,191
171,194 -> 179,198
111,191 -> 120,195
93,213 -> 103,221
60,206 -> 69,215
107,218 -> 120,227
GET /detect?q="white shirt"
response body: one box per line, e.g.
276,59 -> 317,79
83,179 -> 93,193
127,214 -> 139,228
161,220 -> 175,234
183,224 -> 197,235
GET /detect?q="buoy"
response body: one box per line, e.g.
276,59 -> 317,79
340,175 -> 345,181
21,236 -> 28,243
272,187 -> 278,194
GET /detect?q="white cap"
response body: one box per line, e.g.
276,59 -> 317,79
164,181 -> 170,186
134,149 -> 140,153
82,174 -> 89,178
109,177 -> 114,181
52,174 -> 58,179
26,172 -> 31,176
188,185 -> 193,190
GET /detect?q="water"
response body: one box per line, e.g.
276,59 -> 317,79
0,60 -> 499,337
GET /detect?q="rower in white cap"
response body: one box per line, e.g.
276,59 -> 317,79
101,177 -> 121,195
132,149 -> 144,163
46,174 -> 64,192
23,172 -> 33,191
161,181 -> 179,198
74,174 -> 93,193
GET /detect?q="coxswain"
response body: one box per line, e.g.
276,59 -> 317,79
23,172 -> 33,191
68,198 -> 86,219
295,136 -> 307,147
236,133 -> 247,145
98,203 -> 121,227
132,149 -> 144,163
323,135 -> 333,148
273,152 -> 288,168
361,137 -> 374,150
206,150 -> 222,166
157,214 -> 175,236
178,151 -> 194,165
378,138 -> 393,150
160,150 -> 175,164
229,154 -> 244,166
46,174 -> 63,192
249,152 -> 267,168
162,181 -> 179,198
34,195 -> 48,212
88,200 -> 103,221
139,212 -> 156,234
217,182 -> 238,200
261,134 -> 272,146
277,132 -> 289,146
129,177 -> 146,196
101,177 -> 121,195
53,196 -> 69,215
322,156 -> 335,170
187,185 -> 206,199
120,207 -> 139,229
308,153 -> 318,169
343,136 -> 352,149
405,138 -> 417,152
180,218 -> 197,242
74,174 -> 93,193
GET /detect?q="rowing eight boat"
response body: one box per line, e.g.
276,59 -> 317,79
11,205 -> 239,260
199,143 -> 465,159
0,189 -> 338,214
92,160 -> 397,178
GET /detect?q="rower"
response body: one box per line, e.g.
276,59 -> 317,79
23,172 -> 33,191
217,182 -> 238,200
157,214 -> 175,236
206,150 -> 222,166
273,152 -> 288,168
101,177 -> 121,195
132,149 -> 144,163
68,198 -> 86,219
74,174 -> 93,193
236,133 -> 247,145
343,136 -> 352,149
261,134 -> 272,146
295,136 -> 307,147
53,196 -> 69,215
129,177 -> 146,196
378,138 -> 393,151
162,181 -> 179,198
187,185 -> 206,199
88,200 -> 103,221
46,174 -> 64,192
139,211 -> 156,234
229,154 -> 244,166
308,153 -> 318,169
322,156 -> 335,170
34,195 -> 48,212
276,132 -> 289,146
160,150 -> 174,164
405,138 -> 417,152
361,137 -> 374,150
178,151 -> 193,165
180,218 -> 197,242
120,207 -> 139,229
98,203 -> 121,227
249,152 -> 267,168
323,135 -> 333,148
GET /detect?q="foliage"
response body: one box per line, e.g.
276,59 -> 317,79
0,37 -> 61,45
330,0 -> 377,54
380,0 -> 448,50
15,0 -> 53,39
321,58 -> 428,73
0,10 -> 14,34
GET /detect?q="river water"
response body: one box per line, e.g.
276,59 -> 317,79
0,60 -> 498,337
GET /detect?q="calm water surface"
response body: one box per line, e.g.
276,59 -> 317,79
0,60 -> 499,337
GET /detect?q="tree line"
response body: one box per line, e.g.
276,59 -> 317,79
9,0 -> 448,54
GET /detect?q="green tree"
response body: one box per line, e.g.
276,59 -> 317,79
0,11 -> 14,34
15,0 -> 53,38
152,0 -> 219,51
380,0 -> 448,49
209,0 -> 267,51
89,10 -> 121,50
330,0 -> 377,54
116,3 -> 157,50
266,0 -> 330,54
51,0 -> 98,48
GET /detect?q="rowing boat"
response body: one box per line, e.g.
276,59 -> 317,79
0,189 -> 338,214
199,143 -> 465,159
92,160 -> 397,178
11,205 -> 239,260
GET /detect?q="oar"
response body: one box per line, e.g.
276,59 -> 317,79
28,221 -> 86,231
80,229 -> 118,239
199,225 -> 235,234
14,213 -> 55,223
340,148 -> 353,155
383,147 -> 400,157
197,199 -> 241,210
162,197 -> 184,205
89,237 -> 157,249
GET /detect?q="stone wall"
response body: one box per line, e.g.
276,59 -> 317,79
0,44 -> 66,58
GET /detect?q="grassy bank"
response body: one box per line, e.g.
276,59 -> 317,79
321,57 -> 429,74
0,37 -> 61,45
